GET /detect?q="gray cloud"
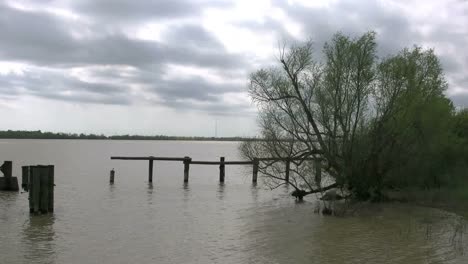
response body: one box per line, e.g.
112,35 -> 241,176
0,2 -> 250,113
0,0 -> 467,115
271,0 -> 420,56
71,0 -> 231,23
0,63 -> 248,114
0,4 -> 245,69
451,93 -> 468,108
153,77 -> 241,102
73,0 -> 195,21
0,4 -> 78,63
161,99 -> 254,116
268,0 -> 468,106
163,24 -> 226,51
0,69 -> 132,105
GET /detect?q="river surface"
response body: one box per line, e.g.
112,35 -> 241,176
0,139 -> 467,264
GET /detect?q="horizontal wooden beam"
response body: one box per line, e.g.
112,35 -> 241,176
257,157 -> 320,161
190,161 -> 254,165
111,156 -> 322,163
111,156 -> 186,161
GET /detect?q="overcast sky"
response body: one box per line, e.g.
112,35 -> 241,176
0,0 -> 467,136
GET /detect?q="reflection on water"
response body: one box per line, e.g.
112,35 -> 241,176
250,185 -> 259,203
146,183 -> 154,204
217,183 -> 225,199
21,215 -> 56,264
182,182 -> 190,203
241,202 -> 468,264
0,140 -> 467,264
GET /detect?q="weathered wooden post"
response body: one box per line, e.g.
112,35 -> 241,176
28,165 -> 54,214
30,167 -> 40,213
183,156 -> 191,183
148,158 -> 154,183
0,161 -> 19,191
285,159 -> 290,182
110,168 -> 115,184
22,166 -> 30,191
2,161 -> 12,189
47,165 -> 54,212
252,158 -> 259,183
219,157 -> 225,183
39,166 -> 49,213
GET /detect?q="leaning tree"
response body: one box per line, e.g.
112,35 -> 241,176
241,31 -> 451,200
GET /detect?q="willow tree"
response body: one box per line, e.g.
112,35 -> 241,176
241,31 -> 452,200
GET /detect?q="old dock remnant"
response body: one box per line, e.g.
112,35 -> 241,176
0,161 -> 19,191
111,156 -> 257,183
22,165 -> 54,214
110,156 -> 188,183
110,155 -> 322,186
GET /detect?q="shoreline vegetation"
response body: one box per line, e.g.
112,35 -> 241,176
240,31 -> 468,215
0,130 -> 257,141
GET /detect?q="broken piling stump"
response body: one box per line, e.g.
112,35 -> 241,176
252,158 -> 259,183
110,169 -> 115,184
183,156 -> 191,182
0,161 -> 19,191
148,158 -> 154,183
219,157 -> 225,183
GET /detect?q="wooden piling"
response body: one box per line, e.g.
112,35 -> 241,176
252,158 -> 259,183
110,168 -> 115,183
31,167 -> 40,213
28,165 -> 54,214
219,157 -> 225,183
48,165 -> 54,212
39,166 -> 49,214
148,159 -> 154,183
0,161 -> 18,191
1,161 -> 12,189
183,156 -> 191,183
110,155 -> 323,186
22,166 -> 29,191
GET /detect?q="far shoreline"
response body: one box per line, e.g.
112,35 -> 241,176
0,137 -> 249,142
0,130 -> 257,141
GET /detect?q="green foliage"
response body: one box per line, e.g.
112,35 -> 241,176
357,47 -> 454,195
243,31 -> 468,201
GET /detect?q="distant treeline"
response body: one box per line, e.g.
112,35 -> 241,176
0,130 -> 257,141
